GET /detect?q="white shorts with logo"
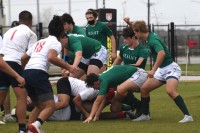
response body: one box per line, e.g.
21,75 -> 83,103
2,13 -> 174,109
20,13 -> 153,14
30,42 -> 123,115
129,68 -> 147,88
154,62 -> 182,81
81,45 -> 109,65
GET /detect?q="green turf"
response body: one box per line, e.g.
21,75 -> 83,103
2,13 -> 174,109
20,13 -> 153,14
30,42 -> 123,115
0,82 -> 200,133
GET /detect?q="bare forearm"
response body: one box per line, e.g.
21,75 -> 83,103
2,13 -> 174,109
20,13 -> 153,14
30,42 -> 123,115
112,57 -> 122,66
75,101 -> 89,117
0,58 -> 19,79
89,98 -> 102,118
49,57 -> 70,70
94,98 -> 106,118
73,54 -> 82,67
152,51 -> 165,71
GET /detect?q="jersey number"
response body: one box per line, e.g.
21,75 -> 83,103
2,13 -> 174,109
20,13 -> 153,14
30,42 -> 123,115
10,30 -> 17,40
34,41 -> 46,52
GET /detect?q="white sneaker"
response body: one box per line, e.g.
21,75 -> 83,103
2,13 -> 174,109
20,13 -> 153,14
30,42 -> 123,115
3,114 -> 16,122
11,108 -> 16,115
27,123 -> 44,133
179,115 -> 193,123
132,114 -> 151,121
19,130 -> 26,133
0,120 -> 5,124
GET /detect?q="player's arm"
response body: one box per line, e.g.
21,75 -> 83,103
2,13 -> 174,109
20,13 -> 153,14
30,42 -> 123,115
73,51 -> 82,68
93,96 -> 107,121
112,55 -> 123,66
56,94 -> 70,110
62,48 -> 70,77
73,94 -> 90,118
148,50 -> 165,78
48,49 -> 78,75
21,53 -> 30,69
0,56 -> 25,86
130,58 -> 145,67
83,95 -> 105,123
124,17 -> 132,27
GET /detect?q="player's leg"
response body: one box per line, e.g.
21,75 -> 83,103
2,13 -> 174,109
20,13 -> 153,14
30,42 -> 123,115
165,62 -> 193,123
88,46 -> 108,75
7,62 -> 27,132
13,87 -> 27,124
56,77 -> 72,109
3,91 -> 16,122
133,69 -> 164,121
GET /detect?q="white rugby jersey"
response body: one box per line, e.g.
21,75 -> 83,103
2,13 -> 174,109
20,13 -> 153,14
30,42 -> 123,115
68,77 -> 99,101
0,24 -> 37,65
48,95 -> 71,121
25,35 -> 62,72
0,35 -> 2,50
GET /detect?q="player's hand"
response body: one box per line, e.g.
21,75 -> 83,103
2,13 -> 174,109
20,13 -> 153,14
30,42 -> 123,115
61,69 -> 70,77
83,116 -> 93,123
27,96 -> 32,104
124,17 -> 130,23
147,70 -> 155,78
16,76 -> 25,87
93,116 -> 99,121
68,65 -> 79,75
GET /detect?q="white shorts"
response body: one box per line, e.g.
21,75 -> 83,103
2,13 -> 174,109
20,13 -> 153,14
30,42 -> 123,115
129,68 -> 147,88
48,106 -> 71,121
154,62 -> 182,81
81,46 -> 109,65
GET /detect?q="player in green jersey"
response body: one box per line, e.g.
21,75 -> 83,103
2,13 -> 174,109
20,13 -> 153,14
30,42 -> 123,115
62,13 -> 86,36
83,65 -> 147,123
112,27 -> 148,69
85,9 -> 117,72
132,20 -> 193,123
61,13 -> 86,65
112,26 -> 148,118
62,34 -> 108,79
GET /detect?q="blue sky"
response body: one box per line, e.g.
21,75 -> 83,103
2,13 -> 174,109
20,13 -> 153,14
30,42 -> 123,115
2,0 -> 200,26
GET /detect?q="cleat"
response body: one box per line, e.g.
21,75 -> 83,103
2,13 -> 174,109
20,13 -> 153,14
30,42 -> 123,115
0,120 -> 5,124
27,123 -> 44,133
132,114 -> 151,121
179,115 -> 193,123
3,114 -> 16,122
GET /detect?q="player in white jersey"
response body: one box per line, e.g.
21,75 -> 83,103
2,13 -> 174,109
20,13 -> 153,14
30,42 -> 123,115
56,76 -> 99,119
0,35 -> 2,50
21,15 -> 78,133
0,10 -> 36,133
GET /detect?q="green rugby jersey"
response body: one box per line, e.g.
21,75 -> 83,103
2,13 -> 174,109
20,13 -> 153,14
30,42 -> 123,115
119,43 -> 148,69
146,32 -> 173,68
67,25 -> 86,64
66,34 -> 101,59
86,21 -> 113,49
98,65 -> 138,95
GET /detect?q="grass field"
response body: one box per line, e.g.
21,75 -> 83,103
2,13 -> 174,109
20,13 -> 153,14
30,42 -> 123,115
0,82 -> 200,133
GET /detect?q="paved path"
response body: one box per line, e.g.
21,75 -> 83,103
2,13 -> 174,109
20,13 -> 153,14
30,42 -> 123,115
180,76 -> 200,81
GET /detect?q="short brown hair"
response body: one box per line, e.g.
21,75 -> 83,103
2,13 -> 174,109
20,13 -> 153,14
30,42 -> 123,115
85,8 -> 98,19
132,20 -> 148,33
